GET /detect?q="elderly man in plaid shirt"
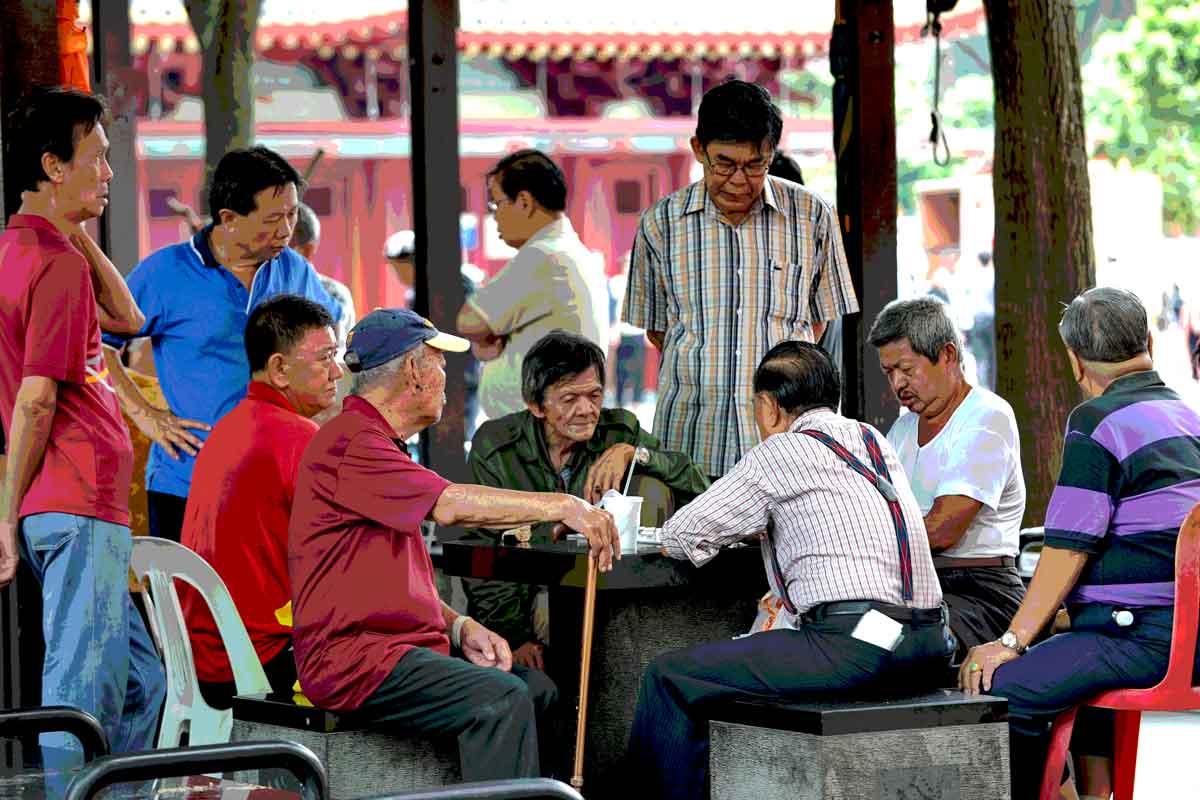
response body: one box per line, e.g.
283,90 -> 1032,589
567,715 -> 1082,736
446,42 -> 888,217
622,79 -> 858,479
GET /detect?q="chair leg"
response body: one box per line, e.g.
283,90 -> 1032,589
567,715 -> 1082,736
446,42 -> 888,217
1112,710 -> 1141,800
1041,708 -> 1079,800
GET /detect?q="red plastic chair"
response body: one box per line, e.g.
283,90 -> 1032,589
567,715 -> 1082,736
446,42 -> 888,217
1038,502 -> 1200,800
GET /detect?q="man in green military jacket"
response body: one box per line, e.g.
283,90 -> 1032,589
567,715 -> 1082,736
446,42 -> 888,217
465,330 -> 709,670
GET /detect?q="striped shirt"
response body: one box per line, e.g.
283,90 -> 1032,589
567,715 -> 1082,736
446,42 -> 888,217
622,177 -> 858,478
1043,370 -> 1200,607
661,408 -> 942,616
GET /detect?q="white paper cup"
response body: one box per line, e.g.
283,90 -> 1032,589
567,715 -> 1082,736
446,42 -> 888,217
599,491 -> 644,554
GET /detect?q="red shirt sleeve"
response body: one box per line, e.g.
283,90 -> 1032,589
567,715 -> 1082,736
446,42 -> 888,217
25,251 -> 94,384
333,430 -> 451,533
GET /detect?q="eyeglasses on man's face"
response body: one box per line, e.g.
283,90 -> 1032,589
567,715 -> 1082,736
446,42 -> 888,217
704,150 -> 774,178
486,196 -> 512,215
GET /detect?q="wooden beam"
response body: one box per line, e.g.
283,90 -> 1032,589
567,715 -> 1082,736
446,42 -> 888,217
409,0 -> 468,483
831,0 -> 899,429
92,0 -> 140,275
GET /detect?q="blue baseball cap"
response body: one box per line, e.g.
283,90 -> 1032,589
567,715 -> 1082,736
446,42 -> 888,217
344,308 -> 469,373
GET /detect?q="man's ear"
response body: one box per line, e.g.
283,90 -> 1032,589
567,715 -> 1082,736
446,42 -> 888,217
758,392 -> 783,433
938,341 -> 959,368
217,208 -> 238,228
526,401 -> 546,419
689,136 -> 705,164
515,189 -> 537,216
265,352 -> 289,389
1066,348 -> 1084,384
41,152 -> 64,184
1147,329 -> 1155,359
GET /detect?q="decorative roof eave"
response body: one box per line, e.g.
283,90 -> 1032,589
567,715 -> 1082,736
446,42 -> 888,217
121,7 -> 986,62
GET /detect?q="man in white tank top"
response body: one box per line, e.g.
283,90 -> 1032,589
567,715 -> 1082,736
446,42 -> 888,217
870,297 -> 1027,662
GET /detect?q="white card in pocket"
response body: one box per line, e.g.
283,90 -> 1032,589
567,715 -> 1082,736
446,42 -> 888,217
850,609 -> 905,652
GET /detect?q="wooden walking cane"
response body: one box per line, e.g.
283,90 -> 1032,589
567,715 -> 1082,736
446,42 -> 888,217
571,552 -> 600,794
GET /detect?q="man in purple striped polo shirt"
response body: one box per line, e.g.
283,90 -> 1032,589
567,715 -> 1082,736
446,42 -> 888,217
959,287 -> 1200,800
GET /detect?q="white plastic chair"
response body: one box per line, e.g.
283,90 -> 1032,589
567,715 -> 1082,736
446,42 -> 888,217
130,536 -> 270,748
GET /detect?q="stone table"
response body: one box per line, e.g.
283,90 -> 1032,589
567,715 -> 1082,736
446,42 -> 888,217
439,537 -> 767,798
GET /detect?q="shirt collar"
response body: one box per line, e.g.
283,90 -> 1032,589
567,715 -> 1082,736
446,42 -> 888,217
523,216 -> 574,249
6,214 -> 69,243
517,410 -> 601,465
192,223 -> 222,270
788,406 -> 840,432
1101,369 -> 1163,396
681,179 -> 779,221
342,395 -> 400,439
246,381 -> 301,414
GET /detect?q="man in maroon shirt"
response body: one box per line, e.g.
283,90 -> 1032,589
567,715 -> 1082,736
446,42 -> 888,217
0,86 -> 163,760
289,308 -> 620,781
182,294 -> 342,708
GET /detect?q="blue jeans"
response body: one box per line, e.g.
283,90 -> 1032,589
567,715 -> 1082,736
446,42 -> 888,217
19,513 -> 165,764
990,603 -> 1193,800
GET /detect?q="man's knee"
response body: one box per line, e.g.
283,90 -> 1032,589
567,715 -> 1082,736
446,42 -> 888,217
475,669 -> 534,722
519,668 -> 558,713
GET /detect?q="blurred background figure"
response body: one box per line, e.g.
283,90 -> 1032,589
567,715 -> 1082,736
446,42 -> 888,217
607,253 -> 647,409
387,229 -> 483,439
291,202 -> 356,356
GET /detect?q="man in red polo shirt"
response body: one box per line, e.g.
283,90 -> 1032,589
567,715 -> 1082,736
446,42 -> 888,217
289,308 -> 620,781
181,294 -> 342,708
0,86 -> 163,760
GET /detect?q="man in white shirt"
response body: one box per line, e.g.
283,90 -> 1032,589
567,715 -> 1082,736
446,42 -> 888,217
455,150 -> 605,419
869,297 -> 1026,661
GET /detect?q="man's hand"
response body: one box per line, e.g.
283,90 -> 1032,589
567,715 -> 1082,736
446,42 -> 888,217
460,619 -> 513,672
472,335 -> 505,362
585,444 -> 635,504
130,406 -> 210,460
512,640 -> 545,671
0,519 -> 19,590
552,496 -> 620,572
958,640 -> 1019,695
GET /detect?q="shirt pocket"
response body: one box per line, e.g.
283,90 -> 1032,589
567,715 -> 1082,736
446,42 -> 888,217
767,259 -> 812,335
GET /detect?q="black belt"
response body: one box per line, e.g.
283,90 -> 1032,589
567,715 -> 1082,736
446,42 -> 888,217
799,600 -> 945,627
933,555 -> 1015,570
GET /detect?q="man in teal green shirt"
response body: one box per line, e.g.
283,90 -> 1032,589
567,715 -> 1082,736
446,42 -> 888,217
466,330 -> 709,669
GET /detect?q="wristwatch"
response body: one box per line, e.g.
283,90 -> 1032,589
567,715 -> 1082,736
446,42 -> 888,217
634,446 -> 651,466
999,630 -> 1026,654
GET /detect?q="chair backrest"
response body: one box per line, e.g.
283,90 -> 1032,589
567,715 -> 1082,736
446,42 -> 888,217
129,537 -> 270,748
0,706 -> 109,762
63,740 -> 327,800
1162,502 -> 1200,696
360,778 -> 584,800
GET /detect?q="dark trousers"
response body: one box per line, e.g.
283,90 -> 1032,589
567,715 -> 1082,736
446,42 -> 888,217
990,604 -> 1196,800
626,611 -> 952,800
343,647 -> 559,781
939,565 -> 1026,661
147,490 -> 187,543
197,641 -> 298,710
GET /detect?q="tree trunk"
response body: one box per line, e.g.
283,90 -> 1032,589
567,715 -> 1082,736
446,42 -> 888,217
184,0 -> 263,204
984,0 -> 1096,526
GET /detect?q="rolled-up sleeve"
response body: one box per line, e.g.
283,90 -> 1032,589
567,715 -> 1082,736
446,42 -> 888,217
661,451 -> 770,565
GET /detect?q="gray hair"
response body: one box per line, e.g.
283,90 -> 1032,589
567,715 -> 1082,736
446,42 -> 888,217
867,296 -> 962,364
292,203 -> 320,248
350,346 -> 418,396
1059,287 -> 1148,363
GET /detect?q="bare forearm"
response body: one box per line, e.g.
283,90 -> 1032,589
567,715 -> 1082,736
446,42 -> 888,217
1007,547 -> 1088,648
73,233 -> 144,334
0,384 -> 57,522
456,302 -> 495,342
431,484 -> 570,528
441,601 -> 462,629
923,495 -> 980,552
103,346 -> 155,418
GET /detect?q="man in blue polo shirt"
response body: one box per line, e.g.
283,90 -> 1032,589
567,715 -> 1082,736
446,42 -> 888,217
103,146 -> 339,542
959,287 -> 1200,800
